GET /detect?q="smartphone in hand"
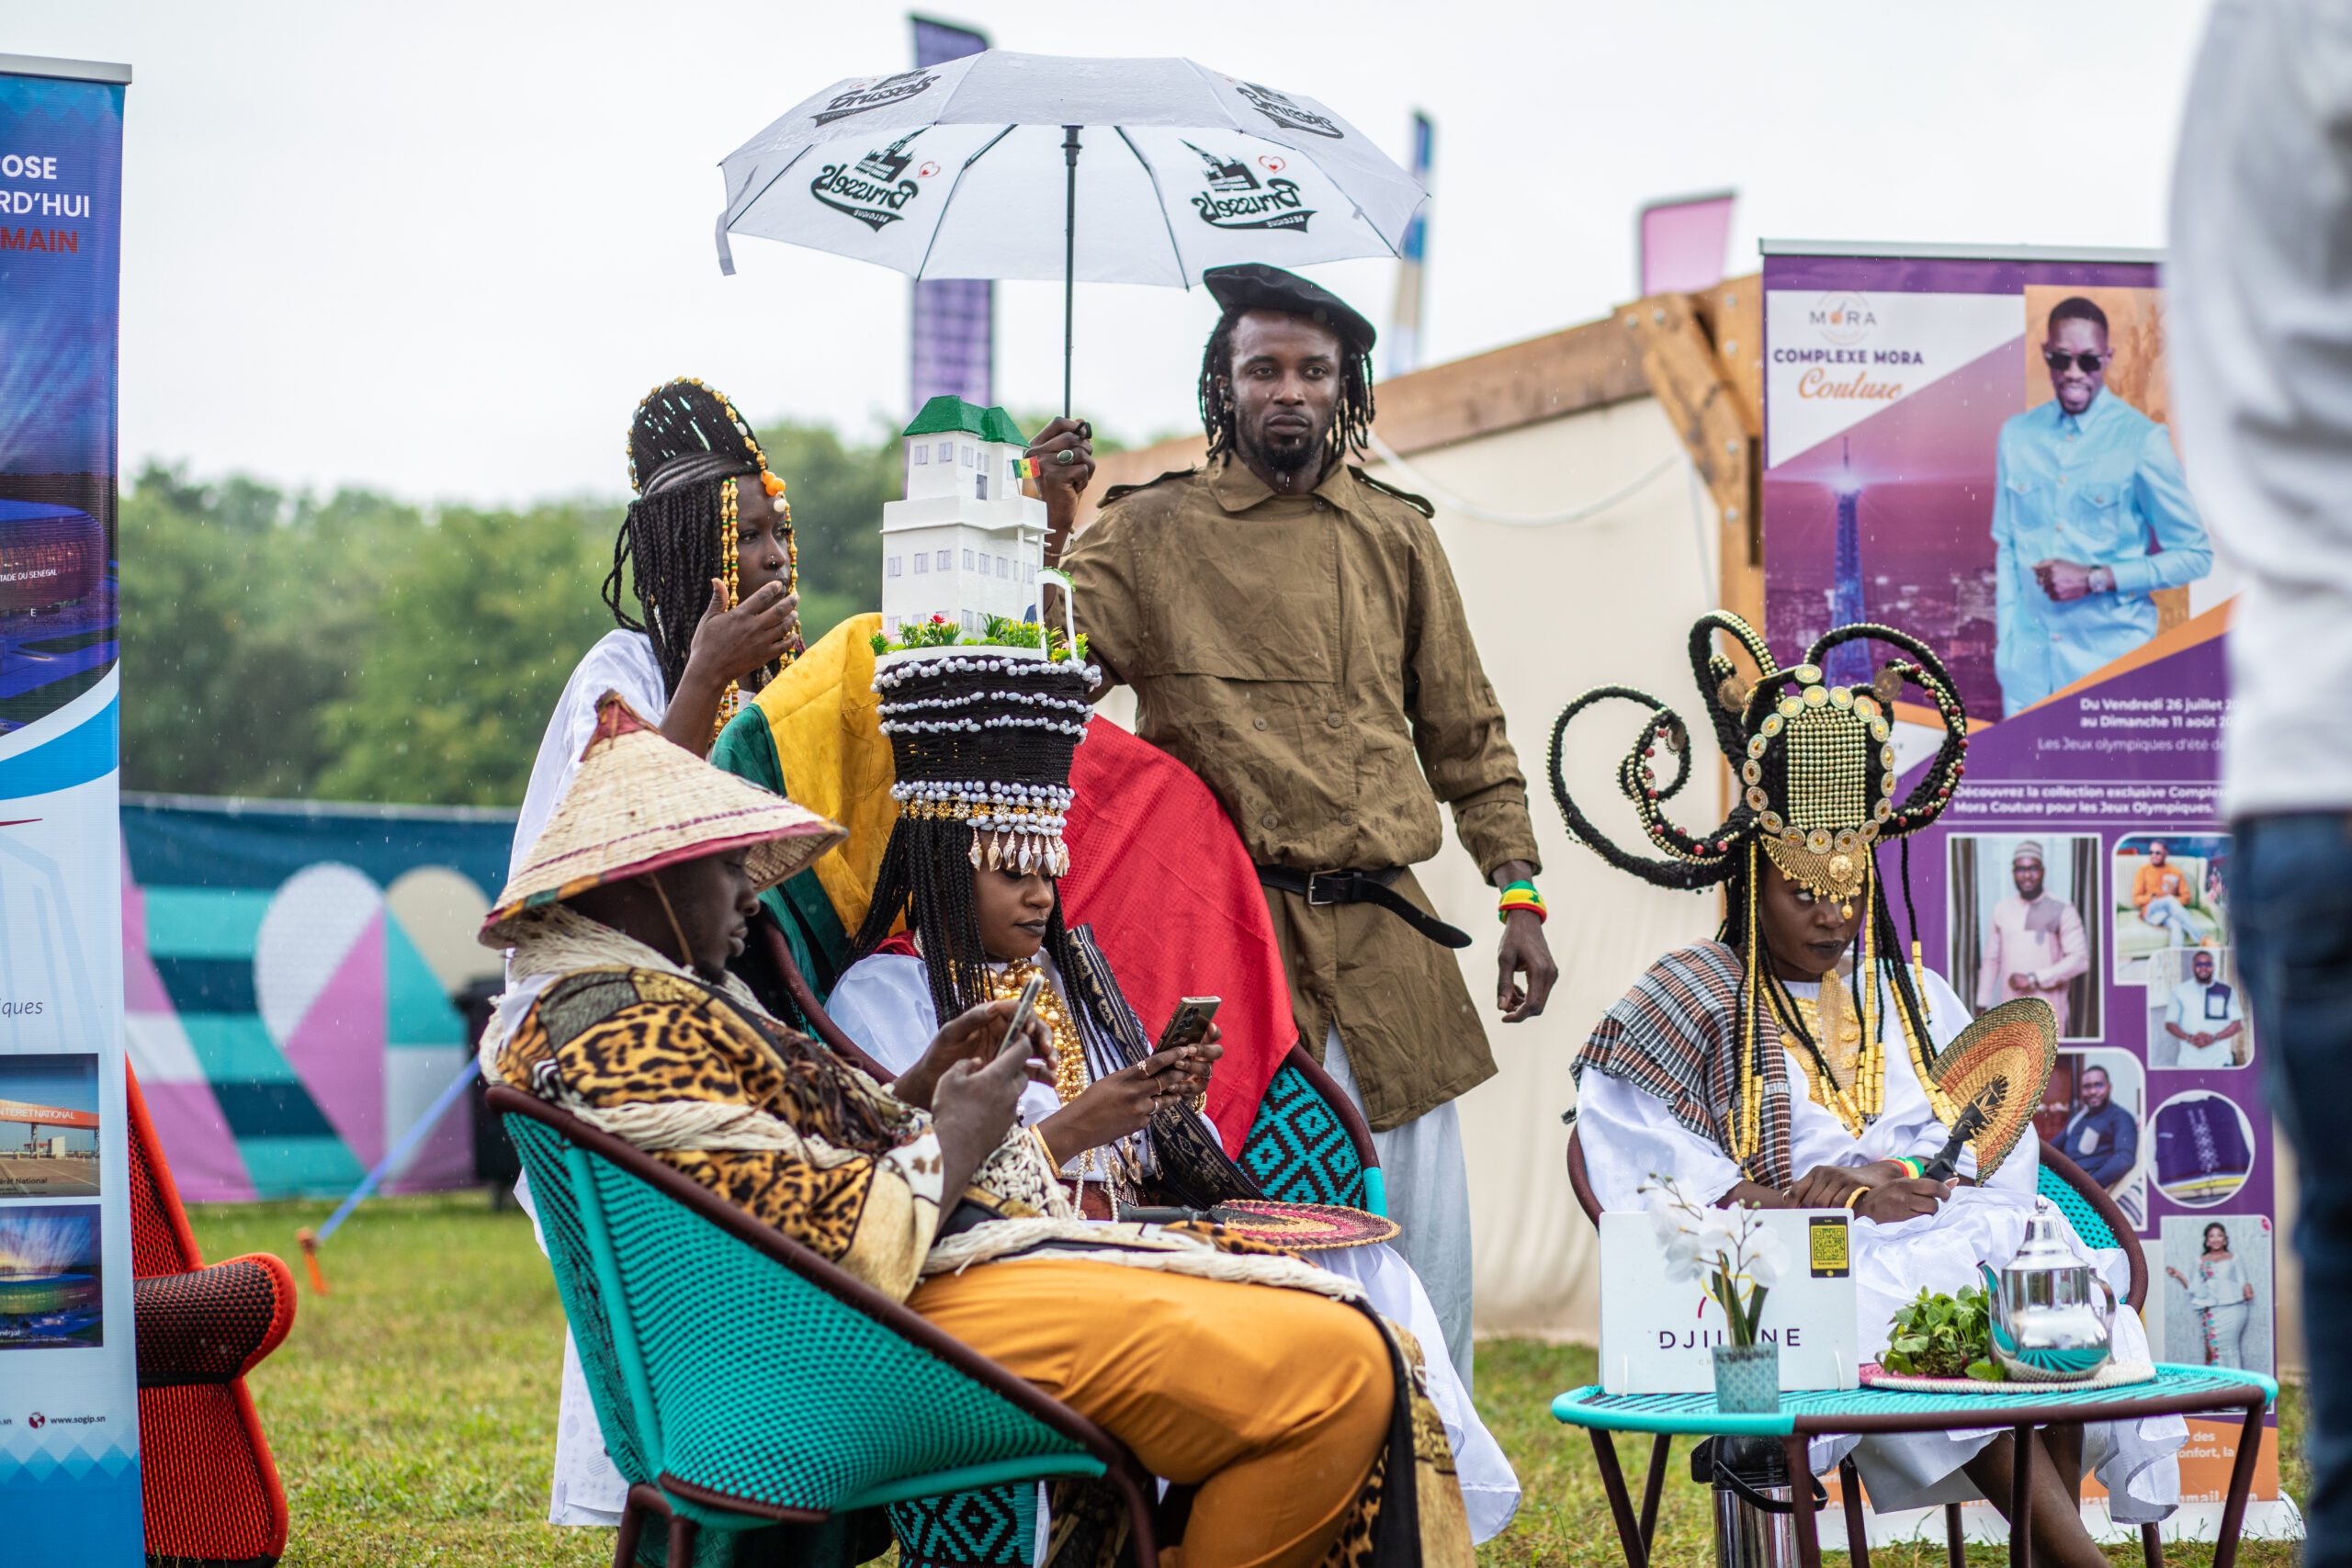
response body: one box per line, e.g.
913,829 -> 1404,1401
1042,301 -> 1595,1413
999,973 -> 1046,1057
1156,997 -> 1220,1055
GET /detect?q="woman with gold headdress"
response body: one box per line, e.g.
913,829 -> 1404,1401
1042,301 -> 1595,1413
1555,614 -> 2182,1564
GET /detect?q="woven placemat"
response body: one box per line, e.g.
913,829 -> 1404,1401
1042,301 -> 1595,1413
1860,1359 -> 2156,1395
1213,1200 -> 1399,1252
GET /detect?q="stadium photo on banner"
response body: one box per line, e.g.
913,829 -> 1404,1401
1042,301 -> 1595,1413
0,1053 -> 101,1199
0,1203 -> 103,1350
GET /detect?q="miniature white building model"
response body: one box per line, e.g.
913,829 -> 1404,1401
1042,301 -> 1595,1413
881,396 -> 1048,638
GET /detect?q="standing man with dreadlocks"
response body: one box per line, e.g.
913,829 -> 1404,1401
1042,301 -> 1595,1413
1027,263 -> 1556,1391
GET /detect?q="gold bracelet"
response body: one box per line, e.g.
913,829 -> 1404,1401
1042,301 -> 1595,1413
1846,1185 -> 1871,1213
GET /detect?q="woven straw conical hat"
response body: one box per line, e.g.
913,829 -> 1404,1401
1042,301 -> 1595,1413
481,692 -> 844,946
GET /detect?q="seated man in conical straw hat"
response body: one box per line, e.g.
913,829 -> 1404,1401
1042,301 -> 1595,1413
480,693 -> 1473,1568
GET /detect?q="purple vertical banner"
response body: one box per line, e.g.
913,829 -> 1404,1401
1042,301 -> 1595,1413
1762,244 -> 2290,1547
1636,188 -> 1735,299
908,16 -> 990,411
1384,111 -> 1431,381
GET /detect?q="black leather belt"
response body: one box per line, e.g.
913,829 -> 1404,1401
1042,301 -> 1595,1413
1254,864 -> 1472,950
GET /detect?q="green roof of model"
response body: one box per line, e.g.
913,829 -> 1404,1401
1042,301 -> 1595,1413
902,395 -> 1027,446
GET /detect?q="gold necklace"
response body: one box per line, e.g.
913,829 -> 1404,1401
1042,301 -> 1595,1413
1769,972 -> 1885,1139
987,962 -> 1087,1103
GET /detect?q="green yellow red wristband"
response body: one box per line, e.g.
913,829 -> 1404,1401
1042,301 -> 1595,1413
1895,1156 -> 1927,1179
1498,881 -> 1545,924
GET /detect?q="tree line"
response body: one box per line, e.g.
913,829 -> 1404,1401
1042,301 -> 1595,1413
120,419 -> 915,807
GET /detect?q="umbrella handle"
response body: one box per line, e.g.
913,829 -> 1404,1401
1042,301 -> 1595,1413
1062,124 -> 1080,418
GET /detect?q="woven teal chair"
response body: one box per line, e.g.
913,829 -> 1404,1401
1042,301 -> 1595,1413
1239,1043 -> 1387,1215
491,1087 -> 1161,1568
1565,1128 -> 2160,1568
749,921 -> 1385,1568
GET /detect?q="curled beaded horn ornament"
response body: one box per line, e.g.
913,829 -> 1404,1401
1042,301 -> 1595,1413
1552,612 -> 1973,1155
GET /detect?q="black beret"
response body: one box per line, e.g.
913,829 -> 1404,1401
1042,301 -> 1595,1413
1202,263 -> 1376,353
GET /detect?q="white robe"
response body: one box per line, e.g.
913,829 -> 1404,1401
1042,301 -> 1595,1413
511,632 -> 668,1528
829,950 -> 1523,1543
1577,966 -> 2184,1520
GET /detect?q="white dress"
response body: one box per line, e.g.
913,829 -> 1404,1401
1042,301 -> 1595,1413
1577,966 -> 2184,1520
2185,1254 -> 2255,1368
829,951 -> 1523,1543
511,630 -> 669,1528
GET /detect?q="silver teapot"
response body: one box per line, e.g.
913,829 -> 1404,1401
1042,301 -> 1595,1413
1979,1213 -> 2118,1382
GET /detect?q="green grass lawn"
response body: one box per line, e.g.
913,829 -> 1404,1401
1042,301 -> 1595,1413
189,1194 -> 2305,1567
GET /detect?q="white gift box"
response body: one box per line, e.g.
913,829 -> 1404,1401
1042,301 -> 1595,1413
1598,1210 -> 1861,1393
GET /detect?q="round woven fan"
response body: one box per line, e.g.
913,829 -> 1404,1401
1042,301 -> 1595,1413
1926,998 -> 2058,1179
1212,1201 -> 1399,1252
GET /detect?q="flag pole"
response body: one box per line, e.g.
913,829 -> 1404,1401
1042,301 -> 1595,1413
1061,123 -> 1080,417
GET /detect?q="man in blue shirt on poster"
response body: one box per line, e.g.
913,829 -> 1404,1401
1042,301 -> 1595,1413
2055,1063 -> 2138,1190
1991,297 -> 2212,716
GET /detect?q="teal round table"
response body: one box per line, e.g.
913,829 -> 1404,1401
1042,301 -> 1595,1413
1550,1363 -> 2277,1568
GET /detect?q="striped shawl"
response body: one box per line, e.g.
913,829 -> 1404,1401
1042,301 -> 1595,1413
1576,941 -> 1796,1190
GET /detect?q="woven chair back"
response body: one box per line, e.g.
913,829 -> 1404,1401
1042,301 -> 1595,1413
503,1108 -> 1102,1529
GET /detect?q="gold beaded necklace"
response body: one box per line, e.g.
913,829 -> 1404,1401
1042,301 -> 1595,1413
986,961 -> 1088,1103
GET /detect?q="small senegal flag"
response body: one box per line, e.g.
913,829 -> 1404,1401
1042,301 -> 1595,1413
1014,455 -> 1043,480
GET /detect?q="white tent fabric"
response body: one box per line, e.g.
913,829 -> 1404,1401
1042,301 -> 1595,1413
716,52 -> 1425,283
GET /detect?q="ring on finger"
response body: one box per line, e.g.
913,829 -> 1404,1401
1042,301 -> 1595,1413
1054,447 -> 1077,466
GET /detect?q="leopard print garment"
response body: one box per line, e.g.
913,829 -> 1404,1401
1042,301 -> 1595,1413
499,965 -> 976,1297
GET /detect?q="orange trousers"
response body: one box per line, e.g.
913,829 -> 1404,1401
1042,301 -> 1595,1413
909,1259 -> 1393,1568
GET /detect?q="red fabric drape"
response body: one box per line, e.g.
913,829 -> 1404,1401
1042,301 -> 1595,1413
1060,718 -> 1297,1150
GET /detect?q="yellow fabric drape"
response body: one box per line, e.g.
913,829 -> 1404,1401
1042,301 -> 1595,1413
752,612 -> 897,934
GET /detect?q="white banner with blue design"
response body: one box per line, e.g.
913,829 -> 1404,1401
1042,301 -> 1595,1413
0,53 -> 139,1565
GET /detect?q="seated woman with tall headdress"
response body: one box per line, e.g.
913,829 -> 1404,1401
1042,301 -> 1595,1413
823,635 -> 1520,1540
484,693 -> 1476,1568
1554,615 -> 2183,1568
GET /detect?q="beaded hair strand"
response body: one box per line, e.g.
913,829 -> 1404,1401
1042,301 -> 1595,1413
604,378 -> 801,730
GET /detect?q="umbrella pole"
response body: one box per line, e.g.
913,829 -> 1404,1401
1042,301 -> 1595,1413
1061,124 -> 1080,417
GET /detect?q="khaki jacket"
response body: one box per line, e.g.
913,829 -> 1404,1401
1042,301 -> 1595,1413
1062,455 -> 1539,1128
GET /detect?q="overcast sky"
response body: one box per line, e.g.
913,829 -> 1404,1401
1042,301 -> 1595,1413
8,0 -> 2216,508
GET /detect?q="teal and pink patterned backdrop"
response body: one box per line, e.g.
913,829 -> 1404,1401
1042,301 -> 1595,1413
119,795 -> 513,1201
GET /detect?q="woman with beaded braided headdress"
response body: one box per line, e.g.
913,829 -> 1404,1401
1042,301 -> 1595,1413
826,635 -> 1525,1540
506,377 -> 803,1530
1556,613 -> 2181,1560
512,378 -> 803,888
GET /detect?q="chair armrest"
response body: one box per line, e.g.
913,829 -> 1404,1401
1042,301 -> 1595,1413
133,1254 -> 297,1389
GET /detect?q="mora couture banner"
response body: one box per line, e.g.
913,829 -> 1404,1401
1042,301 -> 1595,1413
0,53 -> 139,1566
1762,242 -> 2291,1546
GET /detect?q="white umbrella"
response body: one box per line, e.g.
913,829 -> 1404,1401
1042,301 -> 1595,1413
714,51 -> 1427,411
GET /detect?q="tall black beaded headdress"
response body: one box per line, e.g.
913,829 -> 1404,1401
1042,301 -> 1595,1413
1551,612 -> 1973,1157
603,378 -> 799,736
852,648 -> 1100,1027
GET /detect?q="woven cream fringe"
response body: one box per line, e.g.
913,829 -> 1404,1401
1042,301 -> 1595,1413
922,1217 -> 1366,1302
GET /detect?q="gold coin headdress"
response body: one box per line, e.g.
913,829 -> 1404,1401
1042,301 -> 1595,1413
1547,612 -> 1970,900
